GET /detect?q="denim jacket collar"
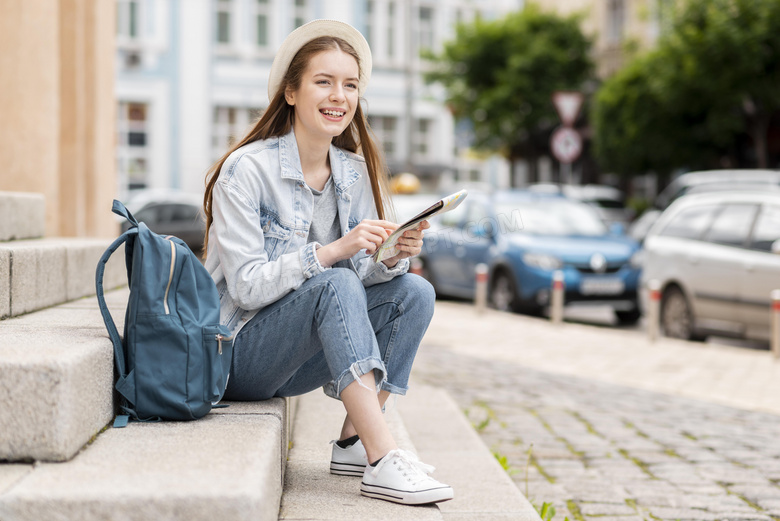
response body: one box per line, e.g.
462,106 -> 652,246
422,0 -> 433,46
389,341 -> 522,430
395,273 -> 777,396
278,129 -> 361,194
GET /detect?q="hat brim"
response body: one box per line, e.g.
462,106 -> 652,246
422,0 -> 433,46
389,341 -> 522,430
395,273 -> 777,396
267,19 -> 372,102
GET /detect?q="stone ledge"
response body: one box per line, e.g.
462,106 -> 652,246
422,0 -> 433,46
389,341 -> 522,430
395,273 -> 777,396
0,238 -> 126,319
0,325 -> 115,462
0,192 -> 45,242
0,409 -> 285,521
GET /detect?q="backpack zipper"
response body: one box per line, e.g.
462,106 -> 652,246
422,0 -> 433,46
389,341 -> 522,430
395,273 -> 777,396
216,334 -> 233,355
164,239 -> 176,314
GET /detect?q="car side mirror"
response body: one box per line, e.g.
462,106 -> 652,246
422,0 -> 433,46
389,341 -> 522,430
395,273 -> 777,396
772,239 -> 780,255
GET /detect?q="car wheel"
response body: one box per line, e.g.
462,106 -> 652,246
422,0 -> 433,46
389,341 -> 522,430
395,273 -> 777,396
490,271 -> 520,313
615,307 -> 641,325
661,286 -> 704,341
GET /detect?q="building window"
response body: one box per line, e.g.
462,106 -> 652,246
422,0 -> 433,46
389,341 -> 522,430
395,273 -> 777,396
216,0 -> 232,44
212,106 -> 263,161
413,118 -> 432,158
117,102 -> 149,190
607,0 -> 625,44
369,116 -> 398,159
418,6 -> 435,53
255,0 -> 271,47
116,0 -> 140,40
293,0 -> 308,29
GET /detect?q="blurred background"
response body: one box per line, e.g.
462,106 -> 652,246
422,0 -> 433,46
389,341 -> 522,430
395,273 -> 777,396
2,0 -> 779,344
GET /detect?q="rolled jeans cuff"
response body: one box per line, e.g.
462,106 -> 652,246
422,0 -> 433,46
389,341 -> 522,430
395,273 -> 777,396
323,357 -> 387,399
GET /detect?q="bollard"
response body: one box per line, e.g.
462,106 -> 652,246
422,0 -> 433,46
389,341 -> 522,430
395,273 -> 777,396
550,270 -> 564,324
772,289 -> 780,359
475,263 -> 489,314
646,280 -> 662,342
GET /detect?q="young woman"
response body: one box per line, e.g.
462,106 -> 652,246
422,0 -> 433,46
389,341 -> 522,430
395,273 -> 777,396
202,19 -> 453,506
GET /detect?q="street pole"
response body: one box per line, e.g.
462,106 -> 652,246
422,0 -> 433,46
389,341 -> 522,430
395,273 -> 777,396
550,270 -> 564,324
404,0 -> 414,173
475,263 -> 489,314
772,289 -> 780,359
647,280 -> 662,343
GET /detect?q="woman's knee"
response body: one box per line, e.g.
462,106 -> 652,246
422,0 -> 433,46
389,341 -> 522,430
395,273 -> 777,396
313,268 -> 366,301
397,273 -> 435,319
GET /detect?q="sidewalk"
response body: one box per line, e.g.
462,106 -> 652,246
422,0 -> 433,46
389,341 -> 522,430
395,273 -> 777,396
279,383 -> 540,520
423,301 -> 780,416
411,301 -> 780,520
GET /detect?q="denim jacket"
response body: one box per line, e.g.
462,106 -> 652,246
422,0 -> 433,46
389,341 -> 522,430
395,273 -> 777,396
205,130 -> 409,337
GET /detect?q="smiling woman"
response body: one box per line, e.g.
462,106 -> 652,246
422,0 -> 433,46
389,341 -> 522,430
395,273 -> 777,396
199,19 -> 453,507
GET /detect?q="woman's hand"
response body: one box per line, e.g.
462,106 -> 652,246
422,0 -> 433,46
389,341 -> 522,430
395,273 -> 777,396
382,220 -> 430,268
316,219 -> 398,267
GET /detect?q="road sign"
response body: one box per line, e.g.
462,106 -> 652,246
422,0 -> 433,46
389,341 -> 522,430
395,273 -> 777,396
550,126 -> 582,164
552,91 -> 584,126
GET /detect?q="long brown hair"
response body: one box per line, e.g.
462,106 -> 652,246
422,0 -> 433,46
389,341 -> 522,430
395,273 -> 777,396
202,36 -> 391,257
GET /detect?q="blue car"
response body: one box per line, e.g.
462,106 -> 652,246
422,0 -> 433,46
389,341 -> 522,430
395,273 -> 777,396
418,190 -> 643,324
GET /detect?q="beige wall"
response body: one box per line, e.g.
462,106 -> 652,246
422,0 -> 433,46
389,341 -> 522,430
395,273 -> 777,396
0,0 -> 117,238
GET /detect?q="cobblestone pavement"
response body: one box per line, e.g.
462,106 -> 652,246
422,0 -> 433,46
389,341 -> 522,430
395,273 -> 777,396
412,302 -> 780,521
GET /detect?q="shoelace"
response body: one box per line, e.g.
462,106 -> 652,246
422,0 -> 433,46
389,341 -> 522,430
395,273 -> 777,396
370,449 -> 435,484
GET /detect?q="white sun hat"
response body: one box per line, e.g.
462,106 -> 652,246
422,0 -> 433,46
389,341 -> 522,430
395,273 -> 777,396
267,19 -> 373,102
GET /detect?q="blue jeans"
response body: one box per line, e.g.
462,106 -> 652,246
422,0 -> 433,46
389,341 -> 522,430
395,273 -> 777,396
223,269 -> 435,401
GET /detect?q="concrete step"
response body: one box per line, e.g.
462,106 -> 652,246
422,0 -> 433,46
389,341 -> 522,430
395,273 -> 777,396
0,237 -> 126,319
280,384 -> 542,520
0,289 -> 128,462
0,398 -> 293,521
279,389 -> 443,521
0,192 -> 45,242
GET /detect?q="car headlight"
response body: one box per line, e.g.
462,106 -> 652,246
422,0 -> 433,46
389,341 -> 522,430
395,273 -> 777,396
522,253 -> 563,270
630,250 -> 644,268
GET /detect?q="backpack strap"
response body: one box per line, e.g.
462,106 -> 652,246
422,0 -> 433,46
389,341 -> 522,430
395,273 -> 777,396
111,199 -> 139,227
95,228 -> 137,378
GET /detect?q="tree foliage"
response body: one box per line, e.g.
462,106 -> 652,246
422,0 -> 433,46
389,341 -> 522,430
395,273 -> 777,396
594,0 -> 780,177
423,5 -> 593,179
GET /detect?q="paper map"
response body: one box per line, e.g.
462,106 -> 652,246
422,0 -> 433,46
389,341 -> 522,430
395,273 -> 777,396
372,189 -> 468,263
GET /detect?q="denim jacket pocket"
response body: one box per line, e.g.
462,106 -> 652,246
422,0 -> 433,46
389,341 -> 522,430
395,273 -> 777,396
260,212 -> 292,258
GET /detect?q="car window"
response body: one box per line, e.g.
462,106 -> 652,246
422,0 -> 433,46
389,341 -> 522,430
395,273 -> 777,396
439,199 -> 468,227
134,206 -> 160,224
465,201 -> 488,223
658,204 -> 718,240
702,204 -> 758,247
170,204 -> 200,223
495,200 -> 606,236
750,204 -> 780,252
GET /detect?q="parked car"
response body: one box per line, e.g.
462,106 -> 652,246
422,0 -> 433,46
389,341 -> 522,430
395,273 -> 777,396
419,190 -> 643,324
629,169 -> 780,242
640,191 -> 780,342
654,169 -> 780,210
121,190 -> 206,254
528,183 -> 634,228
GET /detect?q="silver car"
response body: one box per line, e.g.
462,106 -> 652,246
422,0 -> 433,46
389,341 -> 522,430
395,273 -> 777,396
640,191 -> 780,342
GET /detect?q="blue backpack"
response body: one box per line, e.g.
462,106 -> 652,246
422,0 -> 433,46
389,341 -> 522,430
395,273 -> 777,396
95,200 -> 233,427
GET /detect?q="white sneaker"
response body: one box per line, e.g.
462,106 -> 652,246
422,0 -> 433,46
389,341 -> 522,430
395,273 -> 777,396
361,449 -> 454,505
330,438 -> 368,477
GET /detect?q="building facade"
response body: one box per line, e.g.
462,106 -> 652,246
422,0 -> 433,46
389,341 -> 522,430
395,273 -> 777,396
1,0 -> 116,238
114,0 -> 523,200
542,0 -> 670,79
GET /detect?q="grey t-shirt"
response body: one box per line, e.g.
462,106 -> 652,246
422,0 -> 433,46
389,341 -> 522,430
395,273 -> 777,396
308,177 -> 350,269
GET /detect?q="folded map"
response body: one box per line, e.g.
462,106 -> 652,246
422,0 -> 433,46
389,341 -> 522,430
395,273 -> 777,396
373,189 -> 468,263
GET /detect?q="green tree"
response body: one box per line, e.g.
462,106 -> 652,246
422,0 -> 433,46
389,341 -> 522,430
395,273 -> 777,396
593,0 -> 780,178
423,5 -> 594,184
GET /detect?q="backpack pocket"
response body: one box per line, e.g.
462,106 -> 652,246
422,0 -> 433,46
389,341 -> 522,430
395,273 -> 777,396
202,325 -> 234,404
